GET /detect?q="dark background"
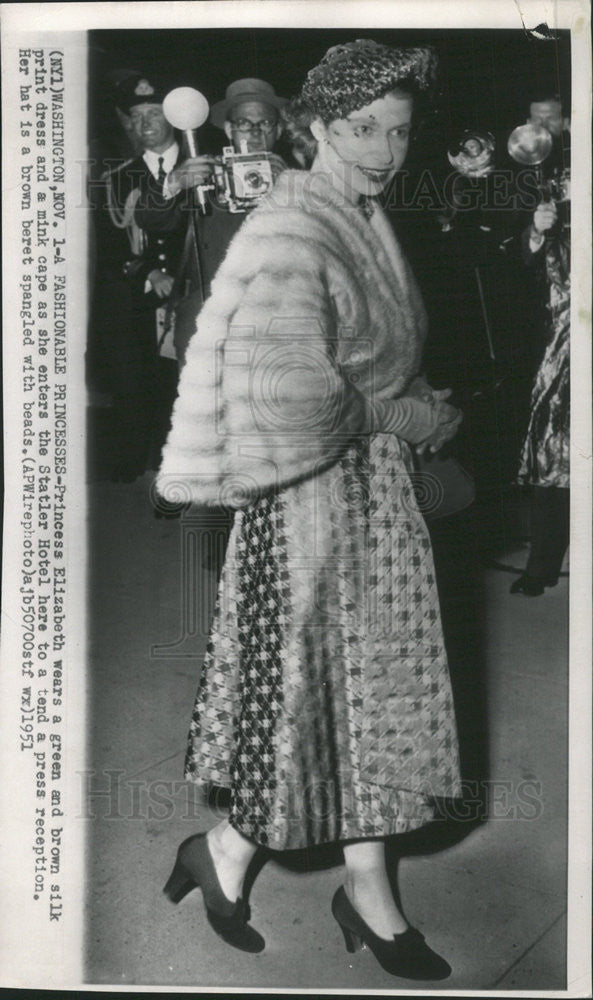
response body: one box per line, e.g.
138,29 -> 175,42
89,27 -> 570,157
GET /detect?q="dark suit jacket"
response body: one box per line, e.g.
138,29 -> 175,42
134,184 -> 245,303
134,183 -> 249,365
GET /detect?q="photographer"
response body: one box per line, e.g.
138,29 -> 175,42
134,77 -> 288,366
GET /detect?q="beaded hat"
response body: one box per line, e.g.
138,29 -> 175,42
299,39 -> 437,122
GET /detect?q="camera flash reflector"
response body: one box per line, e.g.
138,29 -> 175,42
163,87 -> 210,130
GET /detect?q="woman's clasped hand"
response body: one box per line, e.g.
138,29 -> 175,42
372,389 -> 462,454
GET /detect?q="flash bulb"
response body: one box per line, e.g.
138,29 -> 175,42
162,87 -> 210,130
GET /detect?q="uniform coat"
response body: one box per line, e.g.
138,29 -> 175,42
101,152 -> 185,474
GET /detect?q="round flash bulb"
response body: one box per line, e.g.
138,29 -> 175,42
163,87 -> 210,130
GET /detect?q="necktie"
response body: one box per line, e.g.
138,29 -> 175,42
157,156 -> 166,189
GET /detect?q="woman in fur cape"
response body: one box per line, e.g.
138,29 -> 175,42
158,40 -> 463,980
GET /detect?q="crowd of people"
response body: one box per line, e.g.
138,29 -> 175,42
88,38 -> 570,981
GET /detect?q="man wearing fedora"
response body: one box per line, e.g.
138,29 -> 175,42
101,74 -> 189,480
134,77 -> 288,366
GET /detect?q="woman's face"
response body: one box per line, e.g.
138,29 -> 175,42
314,90 -> 414,200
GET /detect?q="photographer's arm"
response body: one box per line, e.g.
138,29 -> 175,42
521,200 -> 557,264
134,158 -> 215,236
164,157 -> 216,197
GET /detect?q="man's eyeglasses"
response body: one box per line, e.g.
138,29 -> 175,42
230,118 -> 277,134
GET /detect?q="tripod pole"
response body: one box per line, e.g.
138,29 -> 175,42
474,265 -> 495,361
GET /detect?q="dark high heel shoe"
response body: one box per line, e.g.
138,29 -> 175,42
331,886 -> 451,981
163,833 -> 265,953
510,572 -> 545,596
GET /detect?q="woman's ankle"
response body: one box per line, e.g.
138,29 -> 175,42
206,823 -> 256,902
345,871 -> 409,936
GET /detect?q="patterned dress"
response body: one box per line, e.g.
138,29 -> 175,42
185,431 -> 461,850
519,181 -> 570,488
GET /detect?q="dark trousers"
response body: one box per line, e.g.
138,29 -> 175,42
110,292 -> 178,475
526,485 -> 570,582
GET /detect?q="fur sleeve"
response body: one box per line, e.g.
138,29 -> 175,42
156,224 -> 368,508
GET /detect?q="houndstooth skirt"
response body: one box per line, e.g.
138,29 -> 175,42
185,433 -> 461,850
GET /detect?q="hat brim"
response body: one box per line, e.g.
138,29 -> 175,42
210,92 -> 288,130
117,94 -> 166,115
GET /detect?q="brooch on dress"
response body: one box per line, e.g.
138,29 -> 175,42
359,197 -> 375,220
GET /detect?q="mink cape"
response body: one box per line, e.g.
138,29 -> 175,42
156,169 -> 428,507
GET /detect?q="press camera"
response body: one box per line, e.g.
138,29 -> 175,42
161,87 -> 275,215
211,146 -> 274,213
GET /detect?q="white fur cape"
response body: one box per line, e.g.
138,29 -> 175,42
157,169 -> 427,507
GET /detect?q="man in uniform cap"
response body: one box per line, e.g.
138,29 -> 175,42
101,74 -> 187,480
